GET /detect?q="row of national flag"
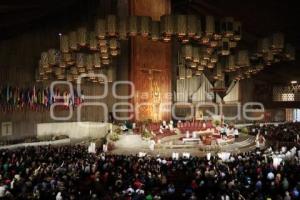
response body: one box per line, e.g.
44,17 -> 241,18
0,85 -> 84,112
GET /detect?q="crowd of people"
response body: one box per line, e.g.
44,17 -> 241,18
249,122 -> 300,143
0,145 -> 300,200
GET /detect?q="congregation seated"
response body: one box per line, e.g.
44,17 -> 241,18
249,122 -> 300,143
1,145 -> 299,199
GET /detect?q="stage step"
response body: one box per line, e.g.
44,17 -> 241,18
219,137 -> 256,152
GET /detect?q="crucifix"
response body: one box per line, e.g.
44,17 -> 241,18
139,64 -> 163,80
139,64 -> 163,97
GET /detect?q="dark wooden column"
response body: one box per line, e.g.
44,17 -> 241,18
130,0 -> 172,121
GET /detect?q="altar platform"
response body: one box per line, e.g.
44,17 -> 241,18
37,122 -> 109,139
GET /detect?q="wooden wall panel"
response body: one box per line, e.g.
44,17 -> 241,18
130,0 -> 172,121
130,0 -> 170,20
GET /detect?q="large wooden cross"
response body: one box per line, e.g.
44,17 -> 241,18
139,64 -> 163,80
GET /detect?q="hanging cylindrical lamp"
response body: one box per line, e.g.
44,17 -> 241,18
187,15 -> 197,37
192,47 -> 200,63
109,38 -> 118,50
42,74 -> 49,80
119,18 -> 128,40
58,57 -> 66,68
107,67 -> 116,82
229,41 -> 237,48
54,67 -> 63,76
106,15 -> 117,37
140,16 -> 151,37
271,32 -> 284,50
257,38 -> 270,54
95,19 -> 106,39
178,64 -> 186,79
200,59 -> 208,66
57,74 -> 65,80
207,62 -> 214,69
76,53 -> 85,68
194,19 -> 202,40
236,50 -> 249,67
186,68 -> 192,78
66,74 -> 73,82
89,32 -> 98,51
66,53 -> 75,65
201,47 -> 210,60
70,67 -> 78,75
213,63 -> 223,80
223,57 -> 230,72
73,74 -> 79,80
221,38 -> 230,55
189,61 -> 197,68
233,21 -> 242,41
264,50 -> 274,65
210,52 -> 218,63
48,49 -> 57,66
86,54 -> 93,70
160,15 -> 173,41
197,65 -> 204,71
182,45 -> 193,60
228,55 -> 236,71
38,63 -> 45,75
256,63 -> 264,71
60,35 -> 69,53
205,15 -> 215,36
77,27 -> 87,47
285,44 -> 295,60
175,15 -> 187,37
213,19 -> 222,40
102,59 -> 110,65
69,31 -> 78,50
94,53 -> 101,68
44,66 -> 52,74
87,70 -> 95,76
41,52 -> 49,68
101,52 -> 109,59
128,16 -> 138,36
78,67 -> 86,73
223,17 -> 234,37
110,49 -> 119,56
194,70 -> 201,76
210,39 -> 218,48
99,39 -> 107,47
151,21 -> 160,41
100,46 -> 108,54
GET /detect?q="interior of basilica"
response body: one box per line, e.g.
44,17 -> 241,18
0,0 -> 300,199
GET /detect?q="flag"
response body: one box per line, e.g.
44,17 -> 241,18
9,86 -> 13,105
41,89 -> 45,106
37,89 -> 42,104
20,88 -> 25,109
26,88 -> 31,106
13,87 -> 18,106
32,85 -> 37,104
6,85 -> 10,103
47,87 -> 52,106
